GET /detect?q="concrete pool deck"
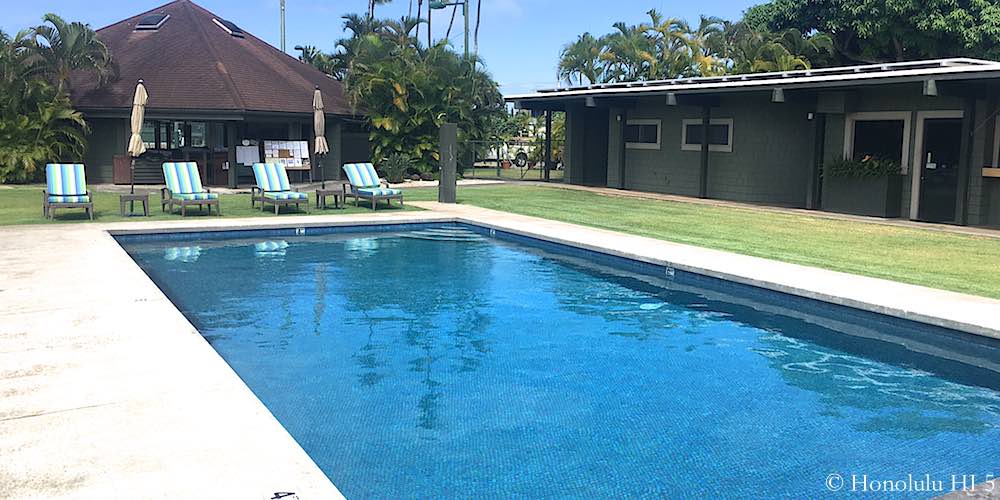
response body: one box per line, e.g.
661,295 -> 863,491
1,203 -> 998,498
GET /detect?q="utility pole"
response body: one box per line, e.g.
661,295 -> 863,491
280,0 -> 286,52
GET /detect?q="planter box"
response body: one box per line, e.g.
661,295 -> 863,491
822,174 -> 902,218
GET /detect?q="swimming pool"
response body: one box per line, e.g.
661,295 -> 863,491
118,223 -> 1000,498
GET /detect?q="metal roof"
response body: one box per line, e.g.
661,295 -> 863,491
507,58 -> 1000,101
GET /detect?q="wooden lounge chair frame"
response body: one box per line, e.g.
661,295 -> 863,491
160,187 -> 221,216
42,190 -> 94,220
250,186 -> 310,215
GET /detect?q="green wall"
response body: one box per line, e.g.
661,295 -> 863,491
605,92 -> 815,206
552,80 -> 1000,225
83,118 -> 126,183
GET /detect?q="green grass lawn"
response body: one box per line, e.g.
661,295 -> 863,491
409,184 -> 1000,299
0,185 -> 422,225
463,166 -> 564,181
5,182 -> 1000,298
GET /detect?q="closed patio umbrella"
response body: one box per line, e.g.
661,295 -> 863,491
313,86 -> 330,188
127,79 -> 148,194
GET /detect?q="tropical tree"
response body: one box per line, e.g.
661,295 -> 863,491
600,21 -> 656,82
0,30 -> 89,182
29,13 -> 115,92
743,0 -> 1000,63
368,0 -> 393,20
557,33 -> 605,85
556,9 -> 836,83
296,45 -> 335,75
342,15 -> 504,170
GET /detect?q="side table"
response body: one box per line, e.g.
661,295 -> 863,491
119,192 -> 149,217
315,187 -> 345,209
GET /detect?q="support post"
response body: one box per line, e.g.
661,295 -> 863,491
619,108 -> 627,189
699,104 -> 711,198
544,110 -> 552,182
439,123 -> 458,203
956,97 -> 976,225
808,113 -> 826,209
226,122 -> 238,188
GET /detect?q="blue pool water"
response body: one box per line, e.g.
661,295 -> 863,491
119,224 -> 1000,498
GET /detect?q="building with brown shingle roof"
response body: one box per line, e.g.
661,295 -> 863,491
71,0 -> 370,186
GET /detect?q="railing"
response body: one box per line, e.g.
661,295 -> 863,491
461,139 -> 565,182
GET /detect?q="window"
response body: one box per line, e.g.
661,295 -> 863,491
213,18 -> 245,38
211,122 -> 228,150
625,119 -> 661,150
843,112 -> 911,173
141,120 -> 156,149
135,14 -> 170,31
190,122 -> 207,148
170,121 -> 186,149
681,118 -> 733,152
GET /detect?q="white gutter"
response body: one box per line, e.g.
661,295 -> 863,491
507,63 -> 1000,101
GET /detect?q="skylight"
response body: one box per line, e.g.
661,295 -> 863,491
212,18 -> 245,38
135,13 -> 170,31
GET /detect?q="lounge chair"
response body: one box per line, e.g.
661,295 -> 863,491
161,162 -> 220,216
251,163 -> 310,215
342,162 -> 403,210
43,163 -> 94,220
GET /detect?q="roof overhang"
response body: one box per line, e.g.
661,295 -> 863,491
77,107 -> 362,121
507,58 -> 1000,107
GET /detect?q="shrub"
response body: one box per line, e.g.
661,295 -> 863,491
378,153 -> 412,183
824,156 -> 900,178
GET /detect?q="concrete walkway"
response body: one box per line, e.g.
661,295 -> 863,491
509,180 -> 1000,240
1,204 -> 998,498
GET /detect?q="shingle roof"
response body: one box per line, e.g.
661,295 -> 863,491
69,0 -> 356,117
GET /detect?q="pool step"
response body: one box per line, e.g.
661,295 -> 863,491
402,228 -> 484,242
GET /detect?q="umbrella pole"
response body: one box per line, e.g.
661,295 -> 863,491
130,157 -> 135,194
320,154 -> 325,189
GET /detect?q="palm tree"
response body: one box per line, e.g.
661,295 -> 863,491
601,22 -> 656,82
474,0 -> 482,54
686,15 -> 726,76
643,10 -> 696,79
30,13 -> 115,92
368,0 -> 393,20
557,33 -> 605,85
0,30 -> 89,182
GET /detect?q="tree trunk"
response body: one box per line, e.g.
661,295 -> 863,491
446,3 -> 458,39
474,0 -> 482,54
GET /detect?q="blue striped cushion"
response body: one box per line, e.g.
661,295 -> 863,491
46,164 -> 88,196
263,191 -> 308,200
163,162 -> 206,194
343,163 -> 380,188
174,192 -> 218,201
357,188 -> 402,197
252,163 -> 293,192
48,195 -> 91,203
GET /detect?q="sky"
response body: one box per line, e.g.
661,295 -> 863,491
0,0 -> 758,95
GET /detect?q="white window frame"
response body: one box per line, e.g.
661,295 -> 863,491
625,119 -> 661,150
681,118 -> 734,153
843,111 -> 911,174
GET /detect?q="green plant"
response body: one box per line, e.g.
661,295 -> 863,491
341,15 -> 505,170
379,152 -> 412,183
0,29 -> 89,183
823,156 -> 900,178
